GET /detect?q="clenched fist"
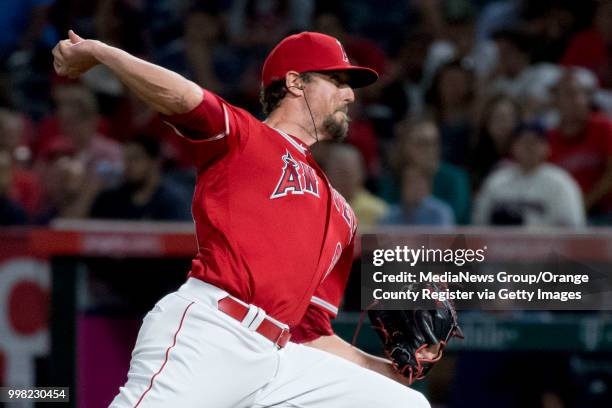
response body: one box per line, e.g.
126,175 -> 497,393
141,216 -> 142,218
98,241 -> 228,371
52,30 -> 100,78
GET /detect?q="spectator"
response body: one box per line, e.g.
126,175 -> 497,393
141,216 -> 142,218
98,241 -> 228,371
382,118 -> 471,224
487,29 -> 533,98
0,0 -> 56,107
343,99 -> 382,182
521,0 -> 581,64
90,135 -> 191,221
487,29 -> 564,120
469,94 -> 521,191
421,6 -> 497,84
314,12 -> 388,79
228,0 -> 314,49
36,83 -> 122,184
548,68 -> 612,219
35,151 -> 99,223
225,0 -> 316,113
425,59 -> 476,167
322,144 -> 388,228
0,150 -> 28,225
184,2 -> 227,95
0,109 -> 33,163
473,122 -> 585,227
0,109 -> 43,216
379,29 -> 433,123
380,165 -> 455,227
94,0 -> 150,56
561,0 -> 612,88
98,88 -> 195,169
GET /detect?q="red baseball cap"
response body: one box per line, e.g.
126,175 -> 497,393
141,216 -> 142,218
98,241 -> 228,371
262,32 -> 379,89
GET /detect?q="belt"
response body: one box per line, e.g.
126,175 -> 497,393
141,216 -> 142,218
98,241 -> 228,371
218,297 -> 291,348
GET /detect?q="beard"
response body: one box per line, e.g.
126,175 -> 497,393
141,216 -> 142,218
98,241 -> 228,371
322,110 -> 350,142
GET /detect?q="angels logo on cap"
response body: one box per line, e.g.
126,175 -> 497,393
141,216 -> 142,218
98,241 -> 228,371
336,39 -> 349,63
261,32 -> 378,89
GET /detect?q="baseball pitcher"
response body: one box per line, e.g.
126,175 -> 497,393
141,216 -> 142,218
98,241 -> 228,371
52,29 -> 459,407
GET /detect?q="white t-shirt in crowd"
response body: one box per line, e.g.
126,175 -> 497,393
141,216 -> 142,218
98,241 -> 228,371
473,163 -> 586,227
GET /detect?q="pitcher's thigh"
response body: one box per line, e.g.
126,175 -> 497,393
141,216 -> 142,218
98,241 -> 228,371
254,343 -> 430,408
109,294 -> 277,408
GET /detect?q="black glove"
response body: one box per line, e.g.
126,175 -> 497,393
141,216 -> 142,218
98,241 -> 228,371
368,284 -> 463,384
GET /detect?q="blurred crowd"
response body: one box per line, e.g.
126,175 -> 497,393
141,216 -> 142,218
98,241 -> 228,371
2,0 -> 612,229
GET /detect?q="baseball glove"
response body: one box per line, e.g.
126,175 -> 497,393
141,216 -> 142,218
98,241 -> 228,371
368,285 -> 463,384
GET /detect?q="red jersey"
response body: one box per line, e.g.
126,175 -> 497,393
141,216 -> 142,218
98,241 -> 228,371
163,90 -> 357,338
548,113 -> 612,211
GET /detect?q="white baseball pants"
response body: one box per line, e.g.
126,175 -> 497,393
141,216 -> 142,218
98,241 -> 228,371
109,278 -> 430,408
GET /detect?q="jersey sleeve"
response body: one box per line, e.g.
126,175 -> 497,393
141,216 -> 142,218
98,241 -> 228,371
160,89 -> 248,169
291,237 -> 356,343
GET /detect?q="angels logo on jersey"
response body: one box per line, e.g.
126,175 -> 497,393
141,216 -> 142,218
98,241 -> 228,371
271,151 -> 320,199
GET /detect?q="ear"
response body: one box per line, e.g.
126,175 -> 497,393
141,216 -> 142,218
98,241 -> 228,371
285,71 -> 304,96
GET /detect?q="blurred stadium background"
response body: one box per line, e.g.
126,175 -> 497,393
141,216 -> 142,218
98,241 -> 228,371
0,0 -> 611,407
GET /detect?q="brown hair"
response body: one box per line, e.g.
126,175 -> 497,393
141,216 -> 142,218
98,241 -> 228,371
425,59 -> 476,116
475,93 -> 521,149
259,72 -> 313,116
